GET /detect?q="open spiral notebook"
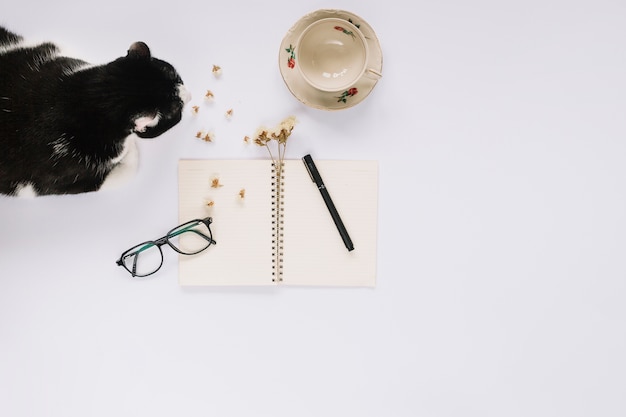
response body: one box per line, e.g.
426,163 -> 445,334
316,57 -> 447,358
178,159 -> 378,286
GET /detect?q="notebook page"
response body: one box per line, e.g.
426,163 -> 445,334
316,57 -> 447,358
178,160 -> 275,286
281,160 -> 378,286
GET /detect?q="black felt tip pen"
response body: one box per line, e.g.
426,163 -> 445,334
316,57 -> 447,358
302,154 -> 354,252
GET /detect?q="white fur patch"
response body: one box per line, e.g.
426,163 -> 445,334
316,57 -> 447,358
50,135 -> 70,157
134,114 -> 160,132
99,136 -> 139,191
0,38 -> 90,76
0,39 -> 41,55
15,182 -> 38,198
62,63 -> 95,77
178,84 -> 191,104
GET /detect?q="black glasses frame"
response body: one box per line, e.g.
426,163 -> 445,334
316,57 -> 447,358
116,217 -> 216,277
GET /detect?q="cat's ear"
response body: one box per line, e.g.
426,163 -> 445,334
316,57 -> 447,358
127,42 -> 151,59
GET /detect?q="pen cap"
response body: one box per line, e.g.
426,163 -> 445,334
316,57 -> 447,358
302,154 -> 323,185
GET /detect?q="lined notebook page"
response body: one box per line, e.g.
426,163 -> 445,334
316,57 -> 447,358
281,160 -> 378,286
178,159 -> 378,286
178,160 -> 275,286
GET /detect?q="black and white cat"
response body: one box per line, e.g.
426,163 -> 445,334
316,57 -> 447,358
0,26 -> 190,197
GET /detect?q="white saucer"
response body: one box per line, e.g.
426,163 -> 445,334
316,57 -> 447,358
279,9 -> 383,111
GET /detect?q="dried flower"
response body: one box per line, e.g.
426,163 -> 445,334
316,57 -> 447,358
253,128 -> 271,146
206,199 -> 215,207
196,130 -> 214,142
212,65 -> 222,76
205,90 -> 214,100
273,115 -> 296,144
251,116 -> 297,176
191,105 -> 200,114
225,108 -> 233,119
243,135 -> 251,144
239,189 -> 246,199
211,177 -> 223,188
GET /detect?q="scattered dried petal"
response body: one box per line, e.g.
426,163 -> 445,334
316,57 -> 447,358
225,108 -> 233,119
211,177 -> 223,188
239,189 -> 246,199
243,135 -> 251,144
196,130 -> 214,142
205,90 -> 214,100
191,105 -> 200,114
206,200 -> 215,207
212,65 -> 222,76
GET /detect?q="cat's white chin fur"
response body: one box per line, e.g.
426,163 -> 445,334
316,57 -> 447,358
15,183 -> 38,198
178,84 -> 191,104
132,85 -> 190,133
134,114 -> 160,133
99,136 -> 139,191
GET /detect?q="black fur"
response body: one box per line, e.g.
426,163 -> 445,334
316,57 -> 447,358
0,27 -> 188,196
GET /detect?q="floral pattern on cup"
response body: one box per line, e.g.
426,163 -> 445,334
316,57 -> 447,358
350,19 -> 361,28
286,18 -> 363,71
333,26 -> 356,39
285,44 -> 296,69
336,88 -> 358,103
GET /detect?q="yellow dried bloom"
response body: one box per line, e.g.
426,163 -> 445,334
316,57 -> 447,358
250,116 -> 297,168
205,90 -> 214,100
239,189 -> 246,199
253,128 -> 270,146
191,105 -> 200,114
212,65 -> 222,76
196,130 -> 214,142
254,137 -> 268,146
211,177 -> 223,188
279,115 -> 297,133
206,200 -> 215,207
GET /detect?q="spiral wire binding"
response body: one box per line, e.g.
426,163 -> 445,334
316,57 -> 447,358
271,162 -> 285,282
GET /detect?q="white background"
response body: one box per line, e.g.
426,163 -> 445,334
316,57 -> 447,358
1,0 -> 625,416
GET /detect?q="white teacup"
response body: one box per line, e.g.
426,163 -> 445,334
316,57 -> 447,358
295,18 -> 381,92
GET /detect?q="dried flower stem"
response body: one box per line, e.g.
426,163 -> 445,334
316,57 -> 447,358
252,116 -> 297,175
251,116 -> 296,284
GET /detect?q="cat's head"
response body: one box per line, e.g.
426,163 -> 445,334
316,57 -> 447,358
107,42 -> 190,139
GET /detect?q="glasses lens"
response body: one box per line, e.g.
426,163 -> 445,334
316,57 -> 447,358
168,220 -> 213,255
120,242 -> 163,277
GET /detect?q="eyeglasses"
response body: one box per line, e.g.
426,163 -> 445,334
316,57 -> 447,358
116,217 -> 216,277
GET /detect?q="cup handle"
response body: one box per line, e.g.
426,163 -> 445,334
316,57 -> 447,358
365,68 -> 382,80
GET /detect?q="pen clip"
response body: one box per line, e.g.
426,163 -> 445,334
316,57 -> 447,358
302,155 -> 316,184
